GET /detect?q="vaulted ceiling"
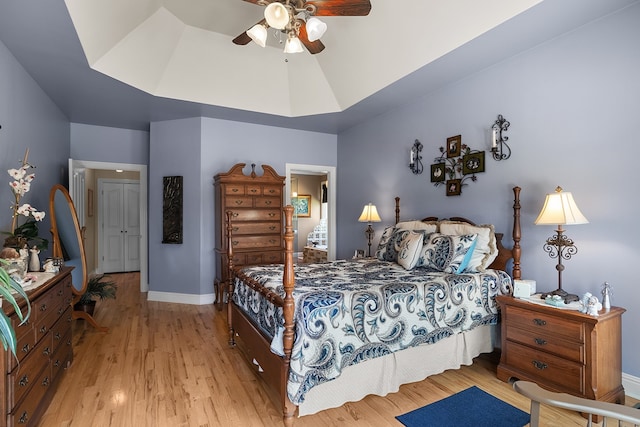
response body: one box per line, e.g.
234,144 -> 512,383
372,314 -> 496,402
0,0 -> 635,133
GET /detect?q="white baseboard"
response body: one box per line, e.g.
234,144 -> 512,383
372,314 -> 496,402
146,290 -> 215,305
623,373 -> 640,399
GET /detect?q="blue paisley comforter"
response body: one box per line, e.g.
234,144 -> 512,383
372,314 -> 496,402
232,258 -> 512,405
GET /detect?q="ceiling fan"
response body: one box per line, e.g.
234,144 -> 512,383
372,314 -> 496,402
232,0 -> 372,55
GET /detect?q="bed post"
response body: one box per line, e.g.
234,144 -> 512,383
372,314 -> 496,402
512,187 -> 522,280
226,210 -> 236,346
282,205 -> 296,426
395,196 -> 400,224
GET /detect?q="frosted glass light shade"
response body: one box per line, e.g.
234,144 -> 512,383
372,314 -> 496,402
264,2 -> 289,30
247,24 -> 267,47
306,17 -> 327,41
284,35 -> 304,53
358,203 -> 381,223
534,187 -> 588,225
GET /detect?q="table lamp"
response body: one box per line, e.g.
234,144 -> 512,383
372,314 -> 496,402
534,186 -> 589,303
358,203 -> 381,257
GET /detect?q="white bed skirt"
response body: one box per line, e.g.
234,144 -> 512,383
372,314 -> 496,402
298,324 -> 498,416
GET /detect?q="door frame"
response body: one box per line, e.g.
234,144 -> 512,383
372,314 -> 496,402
69,159 -> 148,293
285,163 -> 336,261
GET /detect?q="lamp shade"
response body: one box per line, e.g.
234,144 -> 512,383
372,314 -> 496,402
534,186 -> 588,225
284,35 -> 304,53
264,2 -> 289,30
358,203 -> 381,223
306,17 -> 327,42
247,24 -> 267,47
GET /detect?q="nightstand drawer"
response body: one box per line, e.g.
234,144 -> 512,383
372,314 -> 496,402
506,325 -> 584,363
505,305 -> 584,342
504,341 -> 584,394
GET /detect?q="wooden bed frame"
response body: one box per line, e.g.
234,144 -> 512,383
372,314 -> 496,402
226,186 -> 522,426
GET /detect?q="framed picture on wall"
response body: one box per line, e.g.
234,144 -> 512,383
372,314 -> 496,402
293,194 -> 311,217
462,151 -> 485,175
430,163 -> 445,182
446,179 -> 461,196
446,135 -> 462,158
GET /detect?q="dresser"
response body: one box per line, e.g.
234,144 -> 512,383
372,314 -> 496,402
496,295 -> 625,408
1,268 -> 74,426
214,163 -> 285,303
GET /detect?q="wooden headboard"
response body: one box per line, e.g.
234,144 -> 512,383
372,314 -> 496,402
393,186 -> 521,279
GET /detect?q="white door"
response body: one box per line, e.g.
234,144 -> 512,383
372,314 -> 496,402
101,180 -> 141,273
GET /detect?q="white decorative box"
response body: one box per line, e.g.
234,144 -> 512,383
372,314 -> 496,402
513,279 -> 536,298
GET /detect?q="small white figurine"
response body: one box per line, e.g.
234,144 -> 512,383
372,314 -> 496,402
43,258 -> 57,273
29,245 -> 40,272
579,292 -> 592,314
586,295 -> 602,316
601,282 -> 612,310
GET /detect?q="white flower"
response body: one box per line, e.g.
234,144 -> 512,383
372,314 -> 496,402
17,204 -> 34,216
32,211 -> 46,221
8,168 -> 25,180
24,174 -> 35,183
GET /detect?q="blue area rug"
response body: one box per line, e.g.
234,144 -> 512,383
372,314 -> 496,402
396,386 -> 530,427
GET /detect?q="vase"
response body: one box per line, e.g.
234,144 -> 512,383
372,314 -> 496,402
29,251 -> 40,272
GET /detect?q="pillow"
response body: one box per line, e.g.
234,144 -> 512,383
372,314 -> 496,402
439,221 -> 498,272
376,228 -> 411,262
416,233 -> 478,274
395,220 -> 438,233
397,231 -> 424,270
374,226 -> 397,260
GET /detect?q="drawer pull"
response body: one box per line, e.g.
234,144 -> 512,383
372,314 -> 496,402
267,189 -> 275,194
40,326 -> 47,334
534,338 -> 547,346
232,227 -> 239,232
58,307 -> 64,315
269,239 -> 276,244
55,332 -> 62,340
43,346 -> 51,356
250,189 -> 257,193
269,226 -> 276,230
532,360 -> 548,370
268,213 -> 276,217
18,411 -> 28,424
22,343 -> 30,353
57,289 -> 64,296
234,200 -> 243,205
54,359 -> 61,368
40,303 -> 47,312
232,212 -> 239,218
232,240 -> 239,246
232,188 -> 239,193
19,375 -> 29,387
42,376 -> 50,387
264,200 -> 272,205
533,318 -> 547,326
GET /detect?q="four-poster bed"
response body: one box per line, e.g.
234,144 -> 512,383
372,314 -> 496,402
226,187 -> 522,426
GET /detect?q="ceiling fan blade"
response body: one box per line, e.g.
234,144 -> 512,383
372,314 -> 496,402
241,0 -> 273,5
298,22 -> 325,54
305,0 -> 371,16
233,19 -> 267,45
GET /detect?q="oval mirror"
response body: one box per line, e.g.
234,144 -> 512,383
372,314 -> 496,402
49,184 -> 87,294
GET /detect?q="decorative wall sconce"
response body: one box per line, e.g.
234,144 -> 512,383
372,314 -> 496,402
409,139 -> 423,174
491,114 -> 511,161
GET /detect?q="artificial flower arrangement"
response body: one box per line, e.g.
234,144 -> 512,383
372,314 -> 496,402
2,148 -> 48,251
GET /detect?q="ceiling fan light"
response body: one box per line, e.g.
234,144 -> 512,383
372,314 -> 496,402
284,35 -> 304,53
306,17 -> 327,42
247,24 -> 267,47
264,2 -> 289,30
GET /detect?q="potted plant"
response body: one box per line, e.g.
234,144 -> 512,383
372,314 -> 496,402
74,274 -> 117,316
0,258 -> 31,357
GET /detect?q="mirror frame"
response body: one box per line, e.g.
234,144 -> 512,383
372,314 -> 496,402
49,184 -> 88,295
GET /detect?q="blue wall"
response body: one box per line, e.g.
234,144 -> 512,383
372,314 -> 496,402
337,4 -> 640,377
148,117 -> 337,295
70,123 -> 149,165
0,40 -> 69,258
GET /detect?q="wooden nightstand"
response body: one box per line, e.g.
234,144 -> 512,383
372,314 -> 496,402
496,295 -> 625,407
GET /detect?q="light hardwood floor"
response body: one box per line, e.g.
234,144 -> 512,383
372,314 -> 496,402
38,272 -> 638,426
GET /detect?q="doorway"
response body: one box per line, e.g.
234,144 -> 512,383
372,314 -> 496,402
98,179 -> 141,273
69,159 -> 148,293
285,164 -> 336,261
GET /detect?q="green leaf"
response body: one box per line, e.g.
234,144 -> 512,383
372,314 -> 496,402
0,309 -> 17,355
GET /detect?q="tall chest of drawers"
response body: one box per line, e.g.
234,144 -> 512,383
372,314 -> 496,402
496,295 -> 625,406
1,268 -> 74,426
214,163 -> 285,301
